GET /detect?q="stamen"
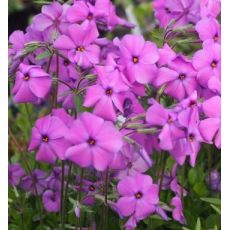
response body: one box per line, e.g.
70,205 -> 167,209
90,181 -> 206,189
42,135 -> 49,142
105,88 -> 113,96
77,46 -> 85,52
132,56 -> 139,64
88,138 -> 96,146
135,191 -> 143,199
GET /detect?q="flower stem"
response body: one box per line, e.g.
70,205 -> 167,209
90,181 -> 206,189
60,160 -> 65,230
75,168 -> 84,230
63,161 -> 73,225
103,168 -> 109,230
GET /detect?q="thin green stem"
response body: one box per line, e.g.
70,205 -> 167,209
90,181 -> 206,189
60,161 -> 65,230
75,168 -> 84,230
103,168 -> 109,230
159,152 -> 167,194
53,53 -> 59,108
63,162 -> 73,225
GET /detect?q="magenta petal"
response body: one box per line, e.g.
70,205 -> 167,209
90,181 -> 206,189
116,197 -> 136,217
155,67 -> 178,87
29,77 -> 51,98
117,176 -> 137,196
133,64 -> 155,84
135,199 -> 155,220
54,35 -> 76,50
65,119 -> 89,144
31,14 -> 53,31
92,146 -> 113,171
49,138 -> 70,160
202,96 -> 220,118
144,184 -> 159,204
13,82 -> 38,103
146,101 -> 168,125
94,96 -> 116,121
199,118 -> 220,143
84,85 -> 104,107
159,124 -> 174,150
36,143 -> 56,164
140,41 -> 159,64
96,121 -> 123,153
135,173 -> 152,192
66,143 -> 92,167
66,2 -> 89,23
80,112 -> 104,137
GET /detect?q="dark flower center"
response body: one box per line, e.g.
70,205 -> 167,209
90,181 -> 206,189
132,56 -> 139,64
42,135 -> 49,143
213,34 -> 219,42
165,7 -> 171,14
178,74 -> 186,80
211,60 -> 217,68
188,133 -> 195,142
189,100 -> 197,107
87,13 -> 93,20
24,75 -> 30,81
167,115 -> 173,124
77,46 -> 85,52
89,185 -> 95,191
135,191 -> 143,199
63,59 -> 70,66
127,162 -> 133,168
105,88 -> 113,96
88,138 -> 96,146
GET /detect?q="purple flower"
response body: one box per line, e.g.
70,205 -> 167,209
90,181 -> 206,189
114,35 -> 159,84
146,99 -> 184,150
195,17 -> 220,45
20,169 -> 47,195
28,113 -> 70,164
200,0 -> 221,18
67,0 -> 133,30
154,0 -> 200,28
155,55 -> 197,101
31,2 -> 69,42
42,189 -> 60,212
205,170 -> 221,192
65,112 -> 123,171
8,163 -> 25,186
116,173 -> 159,220
12,63 -> 52,104
54,22 -> 100,67
83,65 -> 129,121
193,43 -> 220,89
199,96 -> 221,148
171,196 -> 186,224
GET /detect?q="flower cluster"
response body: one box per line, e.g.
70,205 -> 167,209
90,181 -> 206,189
8,0 -> 220,229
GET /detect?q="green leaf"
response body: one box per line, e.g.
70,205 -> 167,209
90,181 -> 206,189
36,51 -> 51,60
210,204 -> 221,215
200,197 -> 221,205
195,218 -> 201,230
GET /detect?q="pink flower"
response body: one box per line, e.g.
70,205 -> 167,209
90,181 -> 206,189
155,55 -> 197,101
146,99 -> 184,150
154,0 -> 200,28
116,173 -> 159,220
192,43 -> 220,89
67,0 -> 133,30
54,22 -> 100,67
114,35 -> 159,84
31,2 -> 69,41
171,196 -> 186,224
42,189 -> 60,213
28,113 -> 70,164
65,112 -> 123,171
195,17 -> 220,45
199,96 -> 221,148
83,66 -> 129,121
12,63 -> 51,104
200,0 -> 221,18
